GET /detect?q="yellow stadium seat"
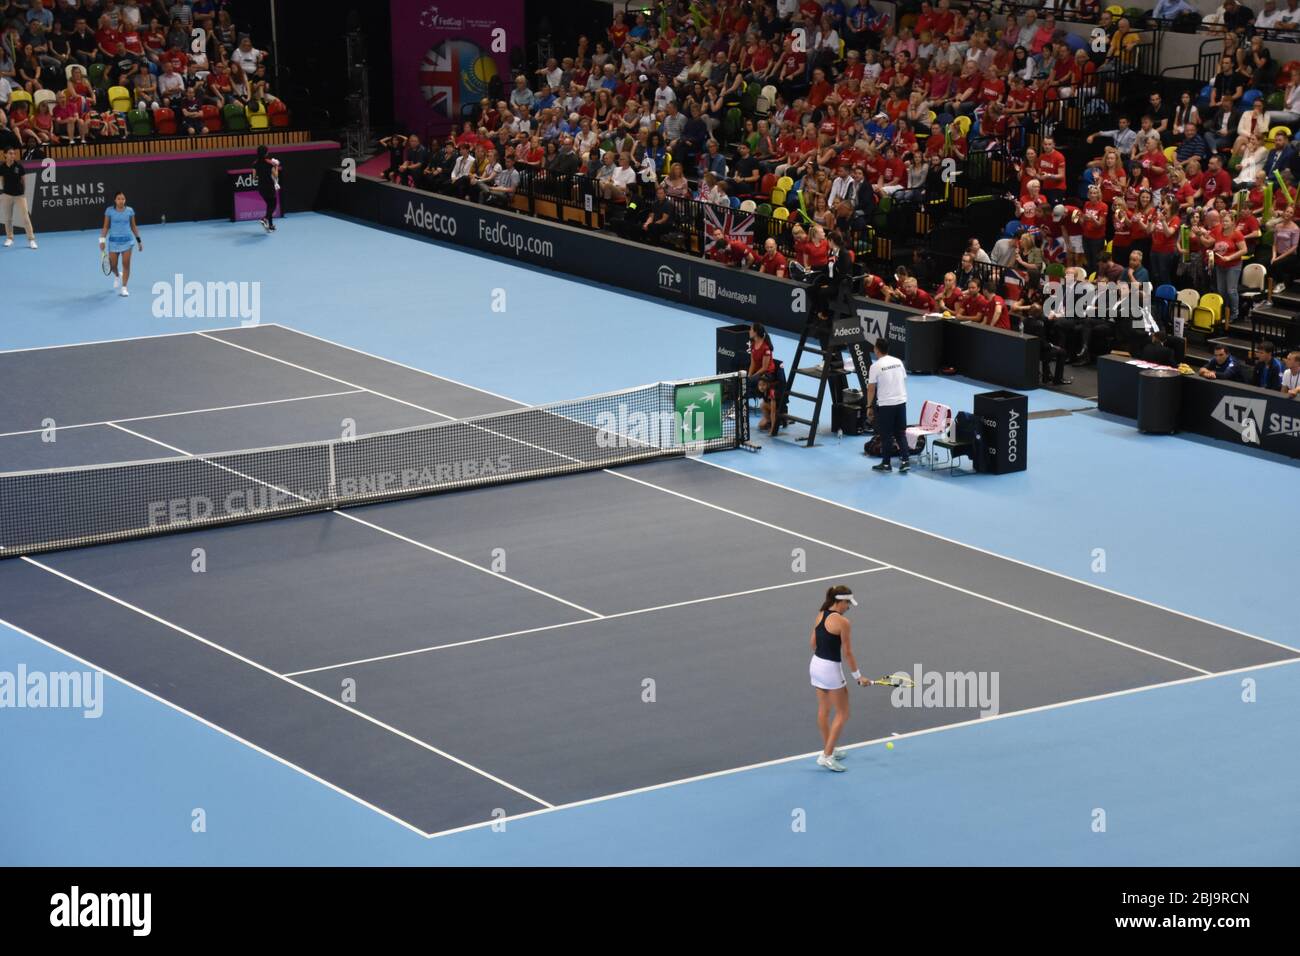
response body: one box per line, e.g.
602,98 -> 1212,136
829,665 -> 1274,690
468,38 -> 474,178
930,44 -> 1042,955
1269,126 -> 1292,144
773,206 -> 790,220
107,85 -> 131,112
1199,292 -> 1225,325
770,187 -> 787,206
1191,306 -> 1215,332
246,103 -> 270,129
1164,146 -> 1176,162
952,115 -> 972,138
7,89 -> 33,110
776,175 -> 794,192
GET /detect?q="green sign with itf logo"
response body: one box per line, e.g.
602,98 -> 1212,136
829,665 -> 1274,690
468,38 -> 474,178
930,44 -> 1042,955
674,383 -> 723,443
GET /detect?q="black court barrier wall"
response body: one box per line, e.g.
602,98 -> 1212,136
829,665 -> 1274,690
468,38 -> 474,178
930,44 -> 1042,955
321,174 -> 1041,390
19,141 -> 341,232
1098,354 -> 1300,460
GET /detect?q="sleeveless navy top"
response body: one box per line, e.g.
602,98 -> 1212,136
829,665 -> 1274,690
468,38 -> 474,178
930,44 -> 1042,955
814,611 -> 842,662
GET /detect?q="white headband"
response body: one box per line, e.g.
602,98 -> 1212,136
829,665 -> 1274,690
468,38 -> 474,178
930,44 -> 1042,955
834,594 -> 858,606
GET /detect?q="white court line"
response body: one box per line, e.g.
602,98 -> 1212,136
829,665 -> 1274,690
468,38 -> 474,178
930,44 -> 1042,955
334,511 -> 602,618
247,324 -> 1295,656
196,331 -> 459,423
13,325 -> 1292,839
0,614 -> 429,839
261,323 -> 523,407
0,389 -> 366,439
415,654 -> 1300,841
203,328 -> 1218,675
0,324 -> 249,355
283,567 -> 890,678
606,469 -> 1212,676
19,556 -> 552,810
695,459 -> 1300,657
104,423 -> 603,622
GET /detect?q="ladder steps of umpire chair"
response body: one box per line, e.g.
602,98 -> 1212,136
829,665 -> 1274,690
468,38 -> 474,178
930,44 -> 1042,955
783,319 -> 867,448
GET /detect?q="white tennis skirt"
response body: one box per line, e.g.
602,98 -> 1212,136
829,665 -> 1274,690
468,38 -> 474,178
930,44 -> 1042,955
809,654 -> 845,690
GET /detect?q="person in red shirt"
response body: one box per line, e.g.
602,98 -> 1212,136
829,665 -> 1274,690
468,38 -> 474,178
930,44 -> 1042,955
933,272 -> 962,313
793,223 -> 831,274
1135,138 -> 1169,193
1199,208 -> 1247,321
808,68 -> 833,109
1018,179 -> 1049,223
1110,196 -> 1133,264
873,145 -> 906,198
1005,75 -> 1033,118
1149,195 -> 1182,288
954,278 -> 988,322
1237,208 -> 1262,253
982,283 -> 1010,329
747,237 -> 789,277
862,271 -> 891,300
608,19 -> 629,49
1200,155 -> 1233,206
1053,204 -> 1086,269
707,227 -> 751,267
1037,136 -> 1068,201
747,322 -> 781,432
1129,189 -> 1157,264
95,19 -> 123,61
915,1 -> 941,36
898,277 -> 935,311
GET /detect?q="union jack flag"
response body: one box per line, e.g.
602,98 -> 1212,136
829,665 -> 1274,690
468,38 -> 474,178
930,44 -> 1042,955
702,205 -> 754,252
419,42 -> 458,117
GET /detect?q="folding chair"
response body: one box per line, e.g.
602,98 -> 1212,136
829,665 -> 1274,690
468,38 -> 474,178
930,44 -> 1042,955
906,401 -> 952,469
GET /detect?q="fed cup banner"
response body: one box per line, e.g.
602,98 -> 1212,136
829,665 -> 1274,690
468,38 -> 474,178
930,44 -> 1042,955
390,0 -> 523,135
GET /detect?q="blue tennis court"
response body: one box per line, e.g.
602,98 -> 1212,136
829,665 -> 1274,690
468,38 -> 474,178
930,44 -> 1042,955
3,214 -> 1299,864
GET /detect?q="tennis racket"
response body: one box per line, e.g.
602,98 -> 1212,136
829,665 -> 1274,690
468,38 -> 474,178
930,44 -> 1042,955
867,671 -> 916,688
100,246 -> 111,275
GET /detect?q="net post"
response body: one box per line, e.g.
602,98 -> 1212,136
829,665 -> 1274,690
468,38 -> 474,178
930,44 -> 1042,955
327,440 -> 337,505
735,372 -> 749,446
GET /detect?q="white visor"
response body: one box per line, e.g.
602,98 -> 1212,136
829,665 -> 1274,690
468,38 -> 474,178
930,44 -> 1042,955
834,594 -> 858,606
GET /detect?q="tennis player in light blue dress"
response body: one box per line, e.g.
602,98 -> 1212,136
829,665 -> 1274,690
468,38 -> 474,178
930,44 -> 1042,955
98,191 -> 142,297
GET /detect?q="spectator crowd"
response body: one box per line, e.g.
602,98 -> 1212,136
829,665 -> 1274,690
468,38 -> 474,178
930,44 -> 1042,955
1,0 -> 281,148
380,0 -> 1300,390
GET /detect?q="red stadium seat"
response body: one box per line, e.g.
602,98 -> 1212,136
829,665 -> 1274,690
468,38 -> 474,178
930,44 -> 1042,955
267,99 -> 290,128
201,104 -> 221,132
153,107 -> 176,135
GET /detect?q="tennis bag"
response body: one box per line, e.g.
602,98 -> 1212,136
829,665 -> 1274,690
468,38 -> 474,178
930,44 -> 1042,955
955,410 -> 987,473
863,431 -> 926,458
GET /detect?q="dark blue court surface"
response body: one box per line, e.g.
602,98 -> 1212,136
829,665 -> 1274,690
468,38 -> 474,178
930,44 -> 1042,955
1,326 -> 1295,836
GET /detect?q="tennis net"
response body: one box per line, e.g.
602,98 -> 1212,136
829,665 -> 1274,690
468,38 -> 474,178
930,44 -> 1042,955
0,373 -> 747,558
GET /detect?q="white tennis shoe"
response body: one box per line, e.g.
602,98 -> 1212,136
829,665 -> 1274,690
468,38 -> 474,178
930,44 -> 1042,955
2,237 -> 11,247
120,286 -> 129,297
817,754 -> 846,772
112,273 -> 120,289
28,238 -> 36,249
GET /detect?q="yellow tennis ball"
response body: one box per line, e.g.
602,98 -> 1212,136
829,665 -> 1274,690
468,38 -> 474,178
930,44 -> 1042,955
885,741 -> 894,750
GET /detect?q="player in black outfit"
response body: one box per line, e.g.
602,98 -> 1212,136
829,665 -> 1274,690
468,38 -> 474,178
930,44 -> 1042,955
253,144 -> 279,231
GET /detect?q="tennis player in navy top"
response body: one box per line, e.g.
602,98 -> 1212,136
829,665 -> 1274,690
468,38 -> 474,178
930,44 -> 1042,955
809,585 -> 869,772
